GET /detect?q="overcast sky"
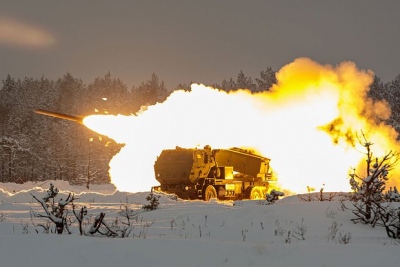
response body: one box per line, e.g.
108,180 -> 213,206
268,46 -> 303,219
1,0 -> 399,89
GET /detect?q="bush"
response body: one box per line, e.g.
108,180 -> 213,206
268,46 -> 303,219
142,192 -> 161,210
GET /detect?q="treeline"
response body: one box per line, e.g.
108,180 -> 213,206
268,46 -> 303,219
0,72 -> 170,185
0,68 -> 399,185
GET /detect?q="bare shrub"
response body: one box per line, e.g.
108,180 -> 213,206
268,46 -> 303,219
326,221 -> 341,242
274,219 -> 286,236
338,232 -> 352,244
21,221 -> 30,234
326,207 -> 337,218
292,218 -> 307,240
265,189 -> 284,204
30,183 -> 75,234
72,205 -> 88,235
379,205 -> 400,239
0,213 -> 6,222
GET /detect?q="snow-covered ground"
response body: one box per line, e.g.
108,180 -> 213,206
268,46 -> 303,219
0,180 -> 398,267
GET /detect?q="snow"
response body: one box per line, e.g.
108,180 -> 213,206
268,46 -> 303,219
0,180 -> 399,267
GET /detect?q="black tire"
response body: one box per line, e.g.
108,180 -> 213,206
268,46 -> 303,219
203,185 -> 217,201
250,187 -> 264,200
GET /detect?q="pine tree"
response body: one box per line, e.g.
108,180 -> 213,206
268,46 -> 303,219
221,78 -> 237,92
348,133 -> 398,226
130,73 -> 168,109
255,67 -> 277,92
236,70 -> 256,91
175,83 -> 191,91
385,74 -> 400,133
368,75 -> 386,101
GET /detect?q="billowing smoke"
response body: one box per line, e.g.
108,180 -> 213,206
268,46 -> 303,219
84,58 -> 399,193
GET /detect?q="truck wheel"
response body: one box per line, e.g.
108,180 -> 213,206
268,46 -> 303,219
250,187 -> 264,200
203,185 -> 217,201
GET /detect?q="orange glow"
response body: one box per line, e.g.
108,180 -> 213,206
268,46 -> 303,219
83,58 -> 400,194
0,17 -> 55,48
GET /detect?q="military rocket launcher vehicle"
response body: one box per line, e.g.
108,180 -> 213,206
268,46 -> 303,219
153,145 -> 276,200
34,110 -> 277,200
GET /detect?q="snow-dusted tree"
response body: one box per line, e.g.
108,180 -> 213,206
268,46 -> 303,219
385,186 -> 400,202
255,67 -> 277,92
380,184 -> 400,239
30,183 -> 75,234
130,73 -> 168,110
236,70 -> 256,91
221,78 -> 237,92
368,74 -> 400,134
385,74 -> 400,133
348,134 -> 399,226
367,75 -> 387,102
85,71 -> 132,115
0,136 -> 34,183
0,75 -> 17,129
175,82 -> 191,91
378,204 -> 400,239
142,192 -> 161,210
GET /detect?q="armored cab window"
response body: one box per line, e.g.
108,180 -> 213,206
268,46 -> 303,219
204,153 -> 209,164
195,152 -> 202,162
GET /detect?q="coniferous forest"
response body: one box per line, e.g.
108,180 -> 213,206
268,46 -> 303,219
0,68 -> 399,186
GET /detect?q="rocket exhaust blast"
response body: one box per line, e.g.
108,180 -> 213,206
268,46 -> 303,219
34,109 -> 84,124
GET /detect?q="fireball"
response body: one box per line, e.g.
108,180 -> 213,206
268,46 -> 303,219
83,58 -> 400,194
